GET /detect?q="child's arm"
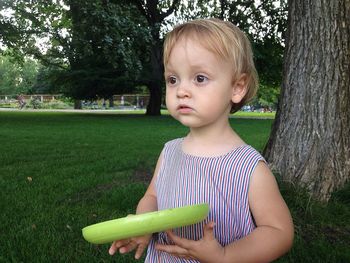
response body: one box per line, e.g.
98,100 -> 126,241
221,161 -> 294,262
109,154 -> 162,259
156,161 -> 294,263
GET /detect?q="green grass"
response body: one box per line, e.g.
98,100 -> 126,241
0,111 -> 349,262
232,111 -> 275,118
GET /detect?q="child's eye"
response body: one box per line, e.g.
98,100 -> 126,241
167,76 -> 177,85
195,75 -> 208,83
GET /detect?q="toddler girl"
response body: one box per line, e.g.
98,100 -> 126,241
109,18 -> 294,262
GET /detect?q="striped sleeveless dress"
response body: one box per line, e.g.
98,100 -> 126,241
145,138 -> 265,262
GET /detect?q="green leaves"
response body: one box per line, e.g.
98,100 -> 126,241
0,53 -> 39,95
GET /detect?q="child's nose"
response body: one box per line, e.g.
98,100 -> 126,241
176,82 -> 191,98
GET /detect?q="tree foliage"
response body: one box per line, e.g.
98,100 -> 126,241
1,0 -> 151,100
56,0 -> 151,99
0,53 -> 39,95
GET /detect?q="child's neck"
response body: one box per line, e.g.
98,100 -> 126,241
182,124 -> 245,157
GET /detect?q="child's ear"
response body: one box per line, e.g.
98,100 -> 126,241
231,74 -> 248,103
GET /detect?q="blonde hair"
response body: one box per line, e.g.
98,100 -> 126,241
163,18 -> 258,113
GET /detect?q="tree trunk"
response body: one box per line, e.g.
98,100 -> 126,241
263,0 -> 350,201
130,0 -> 180,116
146,40 -> 163,116
74,99 -> 82,109
146,80 -> 162,115
108,96 -> 114,108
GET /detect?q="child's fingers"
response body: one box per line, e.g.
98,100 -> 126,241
166,230 -> 192,249
109,239 -> 131,255
109,242 -> 117,255
120,239 -> 142,254
134,243 -> 147,259
109,241 -> 123,255
156,243 -> 189,255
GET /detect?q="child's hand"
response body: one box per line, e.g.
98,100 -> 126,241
155,222 -> 225,263
108,234 -> 152,260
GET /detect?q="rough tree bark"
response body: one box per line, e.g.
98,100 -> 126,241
263,0 -> 350,201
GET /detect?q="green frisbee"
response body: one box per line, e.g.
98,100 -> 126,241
82,203 -> 209,244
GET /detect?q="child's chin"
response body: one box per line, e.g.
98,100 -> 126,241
178,118 -> 202,128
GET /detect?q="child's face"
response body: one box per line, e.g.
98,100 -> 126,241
165,37 -> 245,128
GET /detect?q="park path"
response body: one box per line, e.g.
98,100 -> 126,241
0,107 -> 144,114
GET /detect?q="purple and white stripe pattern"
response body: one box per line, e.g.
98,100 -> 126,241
145,138 -> 265,262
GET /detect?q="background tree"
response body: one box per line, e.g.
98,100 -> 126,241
0,55 -> 21,95
31,66 -> 55,94
55,0 -> 148,107
0,0 -> 149,107
263,0 -> 350,201
0,53 -> 39,95
124,0 -> 181,115
0,1 -> 66,65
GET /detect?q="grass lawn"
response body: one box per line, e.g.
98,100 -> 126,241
0,111 -> 349,262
